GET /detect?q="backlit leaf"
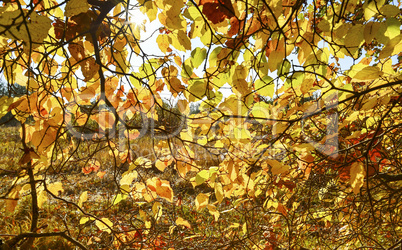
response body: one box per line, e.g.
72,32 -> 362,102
380,5 -> 400,17
191,47 -> 207,68
255,76 -> 274,97
353,66 -> 384,81
65,0 -> 90,17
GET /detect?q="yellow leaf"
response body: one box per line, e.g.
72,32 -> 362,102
195,170 -> 210,186
153,202 -> 163,221
176,161 -> 192,177
37,190 -> 47,209
177,99 -> 189,114
97,171 -> 106,179
379,35 -> 402,59
195,193 -> 209,210
266,159 -> 289,175
267,50 -> 283,72
227,160 -> 239,181
95,218 -> 113,234
364,0 -> 384,21
380,5 -> 400,17
80,217 -> 90,224
156,34 -> 170,53
0,10 -> 51,49
207,204 -> 220,221
0,96 -> 13,119
361,97 -> 378,111
272,122 -> 287,135
120,171 -> 138,186
229,222 -> 240,228
214,182 -> 224,203
242,222 -> 247,234
113,193 -> 127,205
168,77 -> 185,96
177,30 -> 192,51
233,127 -> 251,141
65,0 -> 90,17
6,188 -> 19,212
185,81 -> 207,102
255,76 -> 274,97
155,159 -> 170,172
352,66 -> 383,81
384,18 -> 400,40
364,22 -> 381,44
176,217 -> 191,228
141,0 -> 158,22
147,177 -> 174,202
350,162 -> 365,195
47,182 -> 64,196
78,191 -> 88,207
300,78 -> 315,94
344,24 -> 364,48
158,0 -> 185,30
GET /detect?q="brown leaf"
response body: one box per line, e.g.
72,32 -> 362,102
199,0 -> 236,24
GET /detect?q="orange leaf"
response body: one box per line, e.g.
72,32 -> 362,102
155,159 -> 172,172
97,171 -> 106,178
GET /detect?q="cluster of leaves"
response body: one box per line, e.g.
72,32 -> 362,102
0,0 -> 401,249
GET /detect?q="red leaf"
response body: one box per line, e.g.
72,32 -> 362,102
199,0 -> 236,24
52,19 -> 65,40
228,16 -> 240,37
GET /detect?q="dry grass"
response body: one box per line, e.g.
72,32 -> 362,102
0,125 -> 244,249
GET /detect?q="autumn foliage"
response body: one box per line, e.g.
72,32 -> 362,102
0,0 -> 401,249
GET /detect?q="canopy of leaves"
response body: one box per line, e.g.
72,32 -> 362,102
0,0 -> 401,249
